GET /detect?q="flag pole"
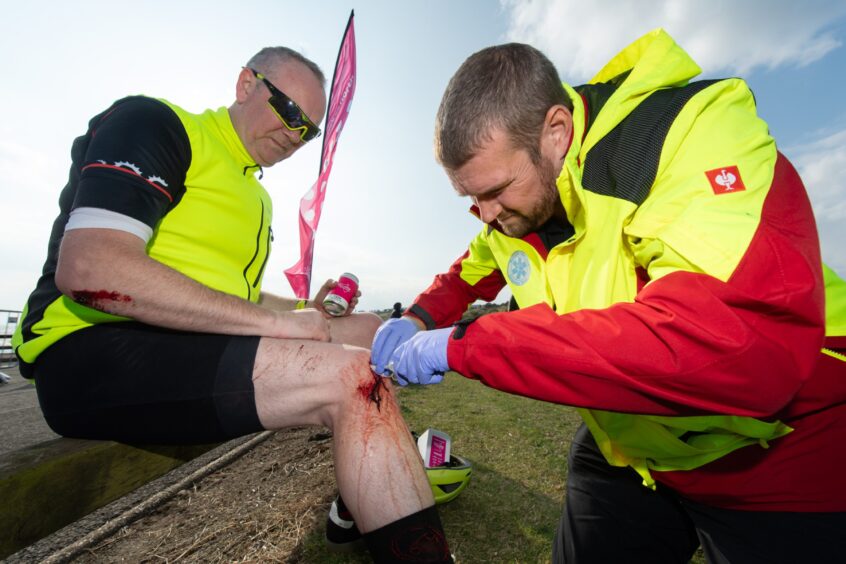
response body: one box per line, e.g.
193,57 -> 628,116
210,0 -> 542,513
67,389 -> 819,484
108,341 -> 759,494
284,10 -> 357,298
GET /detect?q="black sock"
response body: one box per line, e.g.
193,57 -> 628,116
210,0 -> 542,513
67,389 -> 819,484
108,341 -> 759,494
336,494 -> 355,521
363,505 -> 452,563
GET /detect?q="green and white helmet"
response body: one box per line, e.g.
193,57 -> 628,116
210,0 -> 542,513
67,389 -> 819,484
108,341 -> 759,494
427,454 -> 472,504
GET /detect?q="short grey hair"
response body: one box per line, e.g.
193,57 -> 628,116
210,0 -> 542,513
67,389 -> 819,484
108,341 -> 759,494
435,43 -> 572,169
247,47 -> 326,88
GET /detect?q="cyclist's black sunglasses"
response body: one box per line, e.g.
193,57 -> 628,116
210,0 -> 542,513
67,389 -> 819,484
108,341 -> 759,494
248,67 -> 321,142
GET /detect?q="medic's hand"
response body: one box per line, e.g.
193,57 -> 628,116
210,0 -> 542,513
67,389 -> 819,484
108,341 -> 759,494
371,317 -> 421,375
389,327 -> 452,386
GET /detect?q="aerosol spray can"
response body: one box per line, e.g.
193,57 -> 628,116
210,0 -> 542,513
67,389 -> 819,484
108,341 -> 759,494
322,272 -> 359,316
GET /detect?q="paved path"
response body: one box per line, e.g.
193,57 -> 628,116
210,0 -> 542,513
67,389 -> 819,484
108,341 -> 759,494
0,364 -> 60,454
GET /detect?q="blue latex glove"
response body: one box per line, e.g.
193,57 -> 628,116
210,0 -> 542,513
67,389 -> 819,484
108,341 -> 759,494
389,327 -> 452,386
371,317 -> 420,375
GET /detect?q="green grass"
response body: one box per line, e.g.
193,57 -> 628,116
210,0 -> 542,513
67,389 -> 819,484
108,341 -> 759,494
399,374 -> 580,563
300,373 -> 705,563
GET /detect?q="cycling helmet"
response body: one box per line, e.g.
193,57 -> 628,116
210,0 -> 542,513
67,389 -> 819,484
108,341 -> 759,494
426,454 -> 472,504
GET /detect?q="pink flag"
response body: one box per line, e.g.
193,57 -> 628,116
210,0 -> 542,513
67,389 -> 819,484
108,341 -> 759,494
285,10 -> 357,298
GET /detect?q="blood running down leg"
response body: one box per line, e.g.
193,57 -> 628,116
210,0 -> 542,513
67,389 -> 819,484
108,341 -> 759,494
251,336 -> 452,563
335,364 -> 451,562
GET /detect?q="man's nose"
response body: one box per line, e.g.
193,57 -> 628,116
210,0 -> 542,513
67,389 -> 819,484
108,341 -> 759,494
281,126 -> 303,145
477,199 -> 502,224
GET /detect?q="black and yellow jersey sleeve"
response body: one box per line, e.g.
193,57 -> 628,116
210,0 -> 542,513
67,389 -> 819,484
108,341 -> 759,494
74,96 -> 191,227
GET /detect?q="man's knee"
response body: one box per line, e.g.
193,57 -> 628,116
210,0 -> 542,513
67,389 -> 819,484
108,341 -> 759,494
321,347 -> 392,425
330,347 -> 374,390
357,311 -> 383,337
330,311 -> 383,347
253,339 -> 374,428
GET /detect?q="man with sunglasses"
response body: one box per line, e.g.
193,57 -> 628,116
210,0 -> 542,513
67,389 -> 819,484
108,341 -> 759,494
12,46 -> 453,563
371,30 -> 846,562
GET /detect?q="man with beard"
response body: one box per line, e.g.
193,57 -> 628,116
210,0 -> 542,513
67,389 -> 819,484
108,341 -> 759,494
370,30 -> 846,562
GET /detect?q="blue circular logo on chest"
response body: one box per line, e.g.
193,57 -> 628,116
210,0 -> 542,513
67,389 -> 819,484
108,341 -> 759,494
507,250 -> 531,286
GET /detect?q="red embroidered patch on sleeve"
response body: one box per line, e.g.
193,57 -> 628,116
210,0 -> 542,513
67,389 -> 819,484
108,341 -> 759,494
705,165 -> 746,194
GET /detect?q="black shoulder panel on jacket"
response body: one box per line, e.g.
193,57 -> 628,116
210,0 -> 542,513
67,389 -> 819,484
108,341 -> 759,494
581,79 -> 722,205
574,69 -> 631,136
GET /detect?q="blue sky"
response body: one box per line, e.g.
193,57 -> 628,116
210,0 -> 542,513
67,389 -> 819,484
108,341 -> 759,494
1,0 -> 844,312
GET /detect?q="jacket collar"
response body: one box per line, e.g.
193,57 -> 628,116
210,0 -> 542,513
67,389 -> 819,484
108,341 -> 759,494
469,29 -> 701,245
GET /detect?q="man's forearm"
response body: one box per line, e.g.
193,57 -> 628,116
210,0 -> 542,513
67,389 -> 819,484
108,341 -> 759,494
258,292 -> 309,313
56,229 -> 323,340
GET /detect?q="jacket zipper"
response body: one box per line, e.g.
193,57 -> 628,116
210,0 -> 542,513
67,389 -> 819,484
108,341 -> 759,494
822,347 -> 846,362
243,200 -> 265,301
253,226 -> 273,289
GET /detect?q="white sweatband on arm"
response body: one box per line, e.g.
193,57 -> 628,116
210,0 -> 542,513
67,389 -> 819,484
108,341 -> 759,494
65,207 -> 153,243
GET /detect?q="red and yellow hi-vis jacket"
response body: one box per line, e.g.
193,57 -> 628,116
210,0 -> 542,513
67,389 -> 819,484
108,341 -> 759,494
411,29 -> 846,511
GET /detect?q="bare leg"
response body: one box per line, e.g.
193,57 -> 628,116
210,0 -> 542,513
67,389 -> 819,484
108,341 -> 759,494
251,312 -> 434,532
326,311 -> 384,349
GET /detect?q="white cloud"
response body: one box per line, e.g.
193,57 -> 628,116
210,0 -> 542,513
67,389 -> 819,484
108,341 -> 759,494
502,0 -> 846,277
789,129 -> 846,221
502,0 -> 846,81
785,129 -> 846,275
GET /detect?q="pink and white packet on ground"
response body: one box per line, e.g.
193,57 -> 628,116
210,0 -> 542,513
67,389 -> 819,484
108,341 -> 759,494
417,428 -> 451,468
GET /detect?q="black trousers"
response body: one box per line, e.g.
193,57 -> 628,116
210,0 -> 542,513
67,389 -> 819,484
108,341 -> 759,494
553,425 -> 846,564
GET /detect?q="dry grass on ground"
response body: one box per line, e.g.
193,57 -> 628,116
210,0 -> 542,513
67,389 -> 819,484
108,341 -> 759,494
72,375 -> 703,563
74,427 -> 338,563
74,375 -> 583,563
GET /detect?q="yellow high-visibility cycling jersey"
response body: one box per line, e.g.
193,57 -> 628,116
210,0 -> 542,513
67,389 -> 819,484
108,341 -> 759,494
13,97 -> 272,373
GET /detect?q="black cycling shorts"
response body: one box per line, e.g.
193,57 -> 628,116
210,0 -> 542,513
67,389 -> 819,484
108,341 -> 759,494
33,322 -> 263,444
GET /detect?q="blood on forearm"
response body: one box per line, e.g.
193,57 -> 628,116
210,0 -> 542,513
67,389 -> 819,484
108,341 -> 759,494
71,289 -> 133,312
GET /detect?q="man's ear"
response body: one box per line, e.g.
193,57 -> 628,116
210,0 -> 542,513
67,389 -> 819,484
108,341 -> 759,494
235,67 -> 257,104
541,104 -> 573,161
